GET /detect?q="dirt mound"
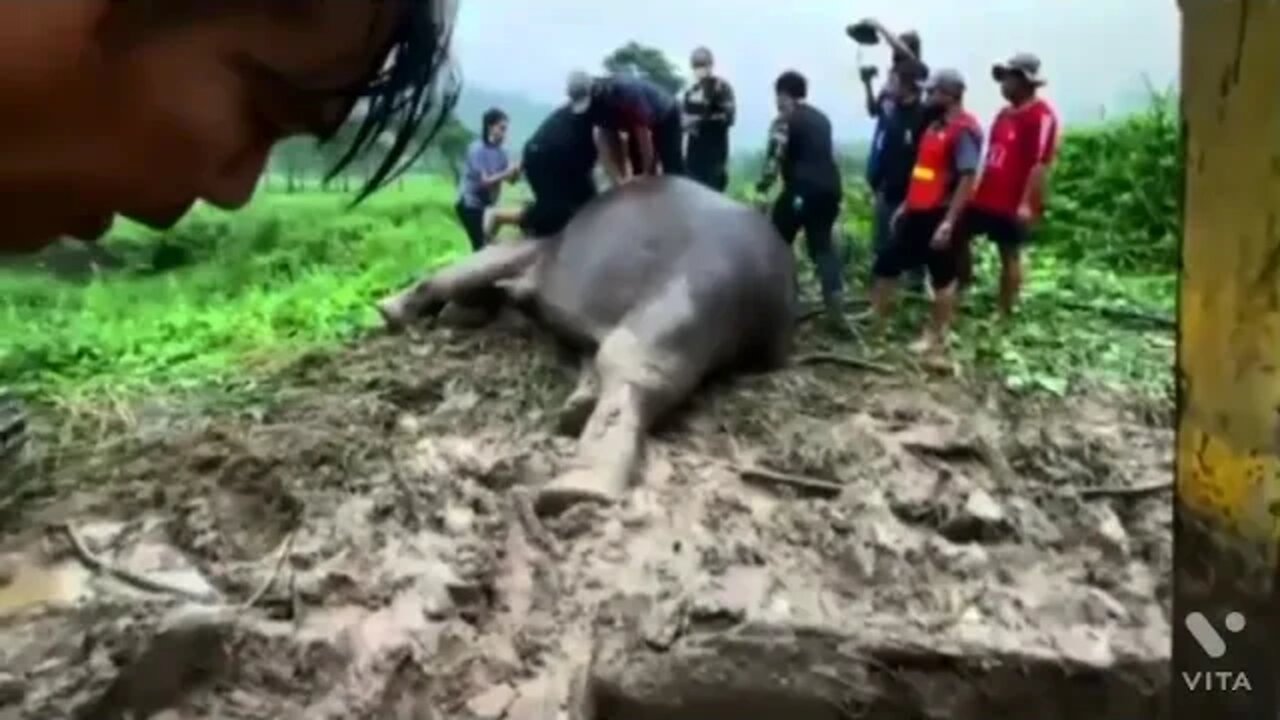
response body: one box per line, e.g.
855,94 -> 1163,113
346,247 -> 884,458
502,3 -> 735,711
0,313 -> 1172,718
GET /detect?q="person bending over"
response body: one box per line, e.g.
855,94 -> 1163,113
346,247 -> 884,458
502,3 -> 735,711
958,52 -> 1059,317
870,69 -> 982,356
756,70 -> 850,337
0,1 -> 453,256
483,104 -> 599,240
566,70 -> 683,185
681,47 -> 736,192
456,108 -> 519,251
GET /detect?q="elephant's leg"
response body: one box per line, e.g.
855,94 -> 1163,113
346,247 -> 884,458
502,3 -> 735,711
555,359 -> 600,437
376,239 -> 541,331
536,279 -> 713,516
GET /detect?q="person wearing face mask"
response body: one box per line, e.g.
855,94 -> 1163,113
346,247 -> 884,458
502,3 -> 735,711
457,108 -> 520,251
756,70 -> 850,337
680,47 -> 736,192
870,68 -> 983,356
956,53 -> 1059,318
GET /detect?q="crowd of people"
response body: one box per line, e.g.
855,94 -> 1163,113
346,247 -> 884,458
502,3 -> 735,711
454,18 -> 1059,356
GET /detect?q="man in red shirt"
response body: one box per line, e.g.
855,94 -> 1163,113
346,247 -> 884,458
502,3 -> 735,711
958,52 -> 1059,317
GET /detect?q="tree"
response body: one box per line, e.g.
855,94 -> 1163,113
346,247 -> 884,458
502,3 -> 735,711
423,115 -> 476,182
603,42 -> 685,95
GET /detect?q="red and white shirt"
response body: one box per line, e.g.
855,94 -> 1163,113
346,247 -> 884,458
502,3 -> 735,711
971,97 -> 1059,218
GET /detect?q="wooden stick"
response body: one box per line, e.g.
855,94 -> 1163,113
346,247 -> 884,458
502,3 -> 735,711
239,530 -> 296,610
1077,479 -> 1173,499
58,523 -> 222,604
736,465 -> 844,499
795,352 -> 894,375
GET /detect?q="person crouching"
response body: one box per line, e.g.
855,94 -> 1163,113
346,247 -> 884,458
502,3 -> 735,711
483,103 -> 599,240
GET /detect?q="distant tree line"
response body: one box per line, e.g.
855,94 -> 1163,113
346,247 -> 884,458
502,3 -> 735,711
264,114 -> 476,193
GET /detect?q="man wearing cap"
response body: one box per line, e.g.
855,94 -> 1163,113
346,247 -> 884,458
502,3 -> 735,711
566,70 -> 684,186
681,47 -> 736,192
958,52 -> 1059,318
756,70 -> 851,337
871,68 -> 983,355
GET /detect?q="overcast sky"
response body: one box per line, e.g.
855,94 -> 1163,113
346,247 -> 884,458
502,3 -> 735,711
452,1 -> 1179,148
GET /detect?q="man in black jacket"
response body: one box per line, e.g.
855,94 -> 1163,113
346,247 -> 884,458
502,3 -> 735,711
681,47 -> 736,192
757,70 -> 850,336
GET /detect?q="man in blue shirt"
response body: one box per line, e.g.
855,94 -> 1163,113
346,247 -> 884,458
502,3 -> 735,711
566,71 -> 684,184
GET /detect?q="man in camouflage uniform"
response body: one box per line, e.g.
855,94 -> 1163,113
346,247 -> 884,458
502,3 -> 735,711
681,47 -> 736,192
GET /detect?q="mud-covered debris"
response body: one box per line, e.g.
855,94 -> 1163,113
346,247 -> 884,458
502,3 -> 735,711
1084,503 -> 1130,557
4,323 -> 1172,719
505,678 -> 558,720
640,596 -> 689,650
465,683 -> 516,719
940,488 -> 1014,543
0,671 -> 25,706
78,606 -> 234,720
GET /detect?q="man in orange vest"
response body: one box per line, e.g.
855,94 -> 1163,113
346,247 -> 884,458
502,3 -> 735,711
0,2 -> 449,255
870,68 -> 983,355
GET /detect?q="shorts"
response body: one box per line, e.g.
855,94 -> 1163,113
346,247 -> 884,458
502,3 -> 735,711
959,206 -> 1028,251
871,208 -> 962,290
955,206 -> 1029,287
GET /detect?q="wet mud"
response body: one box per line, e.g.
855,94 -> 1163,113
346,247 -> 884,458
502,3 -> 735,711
0,311 -> 1172,718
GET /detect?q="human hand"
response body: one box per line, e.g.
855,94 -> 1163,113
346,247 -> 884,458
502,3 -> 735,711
930,219 -> 953,250
889,206 -> 904,233
1016,202 -> 1034,224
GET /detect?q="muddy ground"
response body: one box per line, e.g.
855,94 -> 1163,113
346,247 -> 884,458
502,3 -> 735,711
0,309 -> 1172,719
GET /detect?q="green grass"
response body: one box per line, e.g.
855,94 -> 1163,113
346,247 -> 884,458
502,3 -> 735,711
0,97 -> 1179,405
0,177 -> 469,402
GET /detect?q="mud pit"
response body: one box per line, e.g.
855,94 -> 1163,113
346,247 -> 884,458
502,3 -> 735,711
0,311 -> 1172,719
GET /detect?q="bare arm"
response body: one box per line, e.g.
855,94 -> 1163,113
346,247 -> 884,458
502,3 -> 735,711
1020,109 -> 1059,214
756,118 -> 788,193
944,175 -> 976,227
1022,164 -> 1047,211
869,20 -> 918,63
596,129 -> 627,183
862,76 -> 881,117
632,126 -> 656,174
940,130 -> 982,231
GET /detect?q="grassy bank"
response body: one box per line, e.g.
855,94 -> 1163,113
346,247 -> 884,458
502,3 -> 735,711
0,99 -> 1177,404
0,178 -> 470,402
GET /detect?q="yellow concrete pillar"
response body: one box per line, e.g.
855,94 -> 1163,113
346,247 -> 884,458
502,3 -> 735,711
1176,0 -> 1280,715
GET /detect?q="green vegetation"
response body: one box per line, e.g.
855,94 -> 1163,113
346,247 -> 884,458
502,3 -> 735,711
0,179 -> 467,404
0,95 -> 1178,407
